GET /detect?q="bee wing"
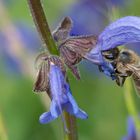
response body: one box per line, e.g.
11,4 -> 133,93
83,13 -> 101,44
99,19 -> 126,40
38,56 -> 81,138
126,64 -> 140,97
126,64 -> 140,77
33,61 -> 49,92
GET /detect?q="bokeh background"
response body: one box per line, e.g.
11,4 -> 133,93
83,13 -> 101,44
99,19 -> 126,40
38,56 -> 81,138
0,0 -> 140,140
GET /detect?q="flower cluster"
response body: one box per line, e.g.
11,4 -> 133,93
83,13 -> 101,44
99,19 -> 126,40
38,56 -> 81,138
34,55 -> 88,132
34,16 -> 140,131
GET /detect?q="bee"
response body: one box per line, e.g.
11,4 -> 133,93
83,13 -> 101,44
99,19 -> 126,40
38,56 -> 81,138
102,48 -> 140,96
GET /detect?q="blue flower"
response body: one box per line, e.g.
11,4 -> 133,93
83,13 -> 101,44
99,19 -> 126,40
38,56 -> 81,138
98,16 -> 140,51
39,63 -> 88,131
122,117 -> 136,140
67,0 -> 126,36
86,16 -> 140,79
1,23 -> 41,75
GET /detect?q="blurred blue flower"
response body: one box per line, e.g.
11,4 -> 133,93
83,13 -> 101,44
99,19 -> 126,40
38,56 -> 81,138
15,22 -> 41,52
1,23 -> 41,75
0,32 -> 22,74
39,64 -> 88,131
3,0 -> 13,5
66,0 -> 127,36
86,16 -> 140,79
122,117 -> 136,140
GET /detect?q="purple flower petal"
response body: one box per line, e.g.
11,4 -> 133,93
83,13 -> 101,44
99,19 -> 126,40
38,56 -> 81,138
39,62 -> 88,127
86,49 -> 116,78
50,100 -> 60,118
98,16 -> 140,51
99,62 -> 116,79
66,91 -> 79,114
49,64 -> 88,120
63,102 -> 74,114
122,136 -> 128,140
85,50 -> 103,65
63,99 -> 88,119
75,109 -> 88,119
49,65 -> 63,98
39,112 -> 56,124
64,91 -> 88,119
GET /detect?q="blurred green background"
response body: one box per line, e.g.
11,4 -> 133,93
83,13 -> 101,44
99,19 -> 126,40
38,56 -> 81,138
0,0 -> 140,140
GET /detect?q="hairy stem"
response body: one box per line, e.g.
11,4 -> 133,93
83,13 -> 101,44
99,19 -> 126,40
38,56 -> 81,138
64,112 -> 78,140
27,1 -> 78,140
27,0 -> 58,55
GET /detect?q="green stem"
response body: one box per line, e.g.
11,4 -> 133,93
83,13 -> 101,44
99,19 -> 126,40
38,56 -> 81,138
64,112 -> 78,140
0,112 -> 8,140
27,0 -> 59,55
124,78 -> 140,139
27,1 -> 78,140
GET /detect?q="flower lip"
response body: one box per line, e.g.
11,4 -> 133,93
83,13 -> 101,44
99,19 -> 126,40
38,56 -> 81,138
39,63 -> 88,132
98,16 -> 140,51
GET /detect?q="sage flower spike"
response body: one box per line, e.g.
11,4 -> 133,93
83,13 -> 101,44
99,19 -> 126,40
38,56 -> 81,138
39,64 -> 88,132
87,16 -> 140,78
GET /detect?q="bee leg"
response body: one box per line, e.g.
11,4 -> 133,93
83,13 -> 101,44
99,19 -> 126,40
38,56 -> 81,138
116,76 -> 126,87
